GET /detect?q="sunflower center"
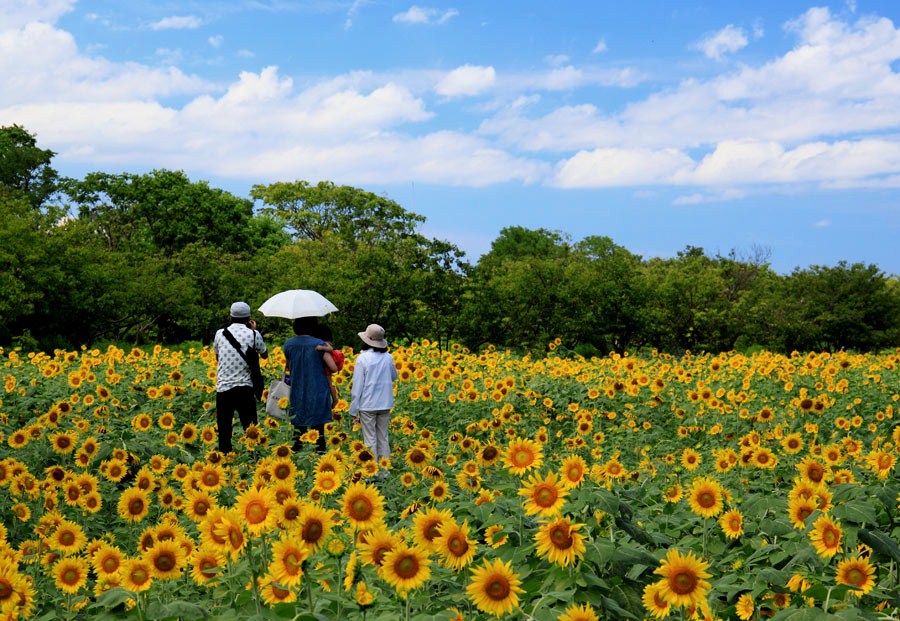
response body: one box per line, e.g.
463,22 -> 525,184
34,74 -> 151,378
448,534 -> 468,556
131,567 -> 149,584
512,449 -> 534,467
285,552 -> 303,572
534,485 -> 557,507
549,525 -> 574,549
797,508 -> 812,521
697,492 -> 716,508
199,559 -> 218,578
228,527 -> 244,548
102,557 -> 120,573
154,552 -> 175,572
425,521 -> 442,541
823,528 -> 839,547
62,568 -> 79,585
350,497 -> 374,521
486,576 -> 511,600
670,570 -> 698,595
303,521 -> 323,543
129,498 -> 145,515
395,554 -> 420,579
193,500 -> 209,516
246,501 -> 267,524
846,568 -> 865,586
59,531 -> 75,546
807,466 -> 824,482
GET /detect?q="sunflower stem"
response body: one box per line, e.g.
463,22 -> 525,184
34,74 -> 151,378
405,594 -> 411,621
823,585 -> 834,613
306,564 -> 315,613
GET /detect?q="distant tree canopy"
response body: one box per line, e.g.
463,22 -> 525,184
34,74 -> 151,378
2,124 -> 899,353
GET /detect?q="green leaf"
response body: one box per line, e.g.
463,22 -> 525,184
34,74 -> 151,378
91,587 -> 134,610
857,527 -> 900,563
830,501 -> 878,524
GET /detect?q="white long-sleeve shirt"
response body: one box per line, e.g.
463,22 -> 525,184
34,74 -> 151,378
349,350 -> 399,415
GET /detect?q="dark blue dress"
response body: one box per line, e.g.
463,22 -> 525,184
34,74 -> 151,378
283,335 -> 332,427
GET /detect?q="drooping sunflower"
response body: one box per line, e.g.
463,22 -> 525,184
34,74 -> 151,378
378,541 -> 432,597
466,557 -> 524,618
718,509 -> 744,540
52,556 -> 89,594
434,520 -> 477,571
234,485 -> 278,536
809,514 -> 842,559
295,503 -> 334,551
117,487 -> 151,523
412,507 -> 455,552
558,602 -> 600,621
269,535 -> 310,588
533,516 -> 586,568
518,471 -> 569,517
654,548 -> 711,609
686,476 -> 725,519
835,556 -> 876,595
503,437 -> 544,476
341,481 -> 386,531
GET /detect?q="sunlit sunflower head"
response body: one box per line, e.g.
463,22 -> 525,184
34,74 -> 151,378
259,573 -> 298,606
52,556 -> 89,594
378,541 -> 432,597
189,546 -> 226,586
835,556 -> 876,595
412,507 -> 455,552
680,448 -> 701,471
518,470 -> 569,517
358,526 -> 400,568
654,548 -> 711,609
120,558 -> 154,592
117,487 -> 151,523
183,490 -> 216,522
466,557 -> 524,618
313,469 -> 343,496
234,485 -> 278,536
735,593 -> 755,620
797,457 -> 829,485
718,509 -> 744,540
642,581 -> 672,619
787,496 -> 818,529
558,454 -> 587,488
341,481 -> 386,531
434,520 -> 477,571
558,602 -> 600,621
144,539 -> 187,580
269,534 -> 310,588
503,437 -> 544,476
49,431 -> 79,455
686,476 -> 725,519
295,503 -> 334,551
90,542 -> 125,578
534,516 -> 586,568
809,514 -> 843,559
664,484 -> 684,503
49,519 -> 87,554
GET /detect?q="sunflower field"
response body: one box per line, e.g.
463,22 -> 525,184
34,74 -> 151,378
1,341 -> 900,621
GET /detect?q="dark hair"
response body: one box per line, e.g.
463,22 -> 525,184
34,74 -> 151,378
360,343 -> 388,353
313,323 -> 334,343
292,316 -> 319,336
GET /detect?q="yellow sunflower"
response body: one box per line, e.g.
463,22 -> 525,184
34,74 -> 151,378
518,471 -> 569,517
835,556 -> 876,595
503,437 -> 544,475
189,546 -> 226,586
120,558 -> 154,592
358,526 -> 400,568
558,602 -> 600,621
642,581 -> 671,619
558,454 -> 588,488
259,574 -> 298,606
654,548 -> 711,609
269,535 -> 310,588
378,542 -> 432,597
735,593 -> 754,620
49,519 -> 87,555
787,496 -> 818,529
686,476 -> 725,519
809,514 -> 842,559
234,485 -> 278,536
434,520 -> 477,571
534,516 -> 586,568
466,558 -> 524,618
341,481 -> 385,531
719,509 -> 744,540
144,540 -> 187,580
117,487 -> 151,523
90,542 -> 125,578
295,503 -> 334,551
412,507 -> 455,552
52,556 -> 89,594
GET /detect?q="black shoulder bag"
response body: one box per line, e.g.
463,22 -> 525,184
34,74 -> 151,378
222,327 -> 265,401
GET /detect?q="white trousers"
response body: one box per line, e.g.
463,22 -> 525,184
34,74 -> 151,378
359,409 -> 391,462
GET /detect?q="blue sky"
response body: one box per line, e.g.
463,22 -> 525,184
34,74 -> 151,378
3,1 -> 900,274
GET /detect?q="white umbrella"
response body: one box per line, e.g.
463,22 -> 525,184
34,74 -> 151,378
258,289 -> 338,319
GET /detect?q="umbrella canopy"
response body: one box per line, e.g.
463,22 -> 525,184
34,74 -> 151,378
258,289 -> 338,319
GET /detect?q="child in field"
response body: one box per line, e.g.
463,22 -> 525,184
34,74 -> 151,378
313,323 -> 344,415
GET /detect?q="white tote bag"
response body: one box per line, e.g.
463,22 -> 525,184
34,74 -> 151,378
266,379 -> 291,420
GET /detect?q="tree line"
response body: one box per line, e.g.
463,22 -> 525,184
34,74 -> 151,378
2,124 -> 899,355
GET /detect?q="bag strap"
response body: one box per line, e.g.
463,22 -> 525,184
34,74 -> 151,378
222,327 -> 257,365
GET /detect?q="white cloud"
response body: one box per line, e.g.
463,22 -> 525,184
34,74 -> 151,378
393,6 -> 459,25
237,49 -> 255,58
694,24 -> 749,60
553,147 -> 695,187
673,189 -> 747,204
815,219 -> 831,227
150,15 -> 203,31
208,35 -> 223,48
434,64 -> 496,97
544,54 -> 569,67
592,38 -> 607,54
0,0 -> 75,29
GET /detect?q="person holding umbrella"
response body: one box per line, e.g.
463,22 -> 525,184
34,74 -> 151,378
283,316 -> 338,454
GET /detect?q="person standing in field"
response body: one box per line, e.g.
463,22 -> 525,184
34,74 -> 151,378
283,316 -> 337,454
349,324 -> 399,478
213,301 -> 268,454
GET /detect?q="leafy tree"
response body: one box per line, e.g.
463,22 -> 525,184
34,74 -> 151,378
0,125 -> 59,209
251,180 -> 424,245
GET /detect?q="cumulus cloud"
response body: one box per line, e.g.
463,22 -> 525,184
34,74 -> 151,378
434,64 -> 496,97
150,15 -> 203,31
393,6 -> 459,25
693,24 -> 749,60
208,35 -> 223,48
0,0 -> 75,29
592,38 -> 607,54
